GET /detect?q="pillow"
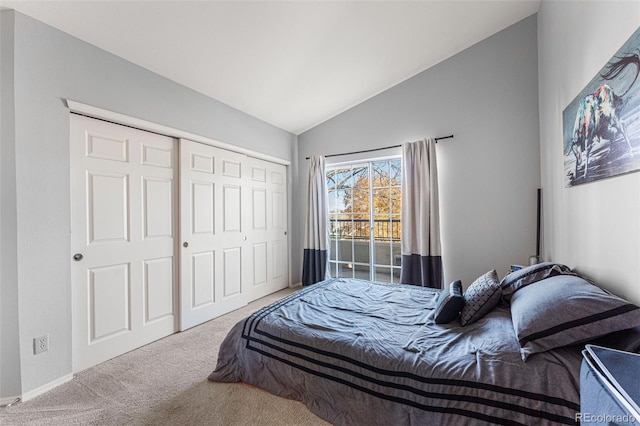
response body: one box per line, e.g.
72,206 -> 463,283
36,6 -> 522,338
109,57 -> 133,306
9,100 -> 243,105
500,262 -> 574,304
510,274 -> 640,361
460,270 -> 501,326
589,326 -> 640,354
434,280 -> 463,324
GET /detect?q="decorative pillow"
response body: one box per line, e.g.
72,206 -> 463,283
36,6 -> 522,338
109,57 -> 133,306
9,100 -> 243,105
460,270 -> 501,326
434,280 -> 464,324
500,262 -> 575,304
510,274 -> 640,361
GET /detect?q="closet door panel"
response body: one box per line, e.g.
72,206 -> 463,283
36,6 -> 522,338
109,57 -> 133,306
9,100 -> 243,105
179,140 -> 249,330
222,185 -> 242,233
245,157 -> 289,300
191,251 -> 215,308
144,257 -> 174,323
252,243 -> 268,287
222,247 -> 242,297
71,114 -> 177,373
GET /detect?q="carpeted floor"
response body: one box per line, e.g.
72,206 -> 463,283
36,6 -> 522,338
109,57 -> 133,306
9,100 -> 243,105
0,288 -> 330,425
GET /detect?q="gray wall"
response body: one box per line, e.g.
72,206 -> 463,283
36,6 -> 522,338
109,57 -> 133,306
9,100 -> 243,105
2,10 -> 296,397
1,10 -> 23,401
297,15 -> 541,288
538,1 -> 640,305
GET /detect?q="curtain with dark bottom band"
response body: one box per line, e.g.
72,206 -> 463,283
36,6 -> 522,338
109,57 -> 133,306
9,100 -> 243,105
400,138 -> 443,288
302,155 -> 329,286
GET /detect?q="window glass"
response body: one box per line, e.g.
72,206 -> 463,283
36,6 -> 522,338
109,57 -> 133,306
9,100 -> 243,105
326,157 -> 402,283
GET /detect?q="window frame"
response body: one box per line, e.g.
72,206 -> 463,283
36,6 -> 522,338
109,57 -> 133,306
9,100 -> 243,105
326,155 -> 402,283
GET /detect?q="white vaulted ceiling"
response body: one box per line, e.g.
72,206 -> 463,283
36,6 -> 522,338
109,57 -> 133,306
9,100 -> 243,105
2,0 -> 540,134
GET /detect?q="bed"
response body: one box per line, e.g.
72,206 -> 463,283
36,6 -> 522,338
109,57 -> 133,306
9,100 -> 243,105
208,264 -> 640,425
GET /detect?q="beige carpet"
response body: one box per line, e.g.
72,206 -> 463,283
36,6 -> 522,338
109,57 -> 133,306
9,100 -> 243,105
0,288 -> 330,425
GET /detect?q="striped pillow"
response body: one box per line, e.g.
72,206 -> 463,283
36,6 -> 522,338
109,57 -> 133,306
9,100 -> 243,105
510,274 -> 640,361
500,262 -> 575,304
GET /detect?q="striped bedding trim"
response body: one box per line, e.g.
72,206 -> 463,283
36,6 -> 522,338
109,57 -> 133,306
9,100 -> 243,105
519,304 -> 640,346
241,279 -> 578,425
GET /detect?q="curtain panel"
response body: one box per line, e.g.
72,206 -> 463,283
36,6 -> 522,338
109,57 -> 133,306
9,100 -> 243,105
400,138 -> 443,288
302,155 -> 330,286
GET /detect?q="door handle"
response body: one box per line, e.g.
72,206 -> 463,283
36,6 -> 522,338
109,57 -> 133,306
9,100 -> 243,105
73,253 -> 83,261
183,242 -> 189,248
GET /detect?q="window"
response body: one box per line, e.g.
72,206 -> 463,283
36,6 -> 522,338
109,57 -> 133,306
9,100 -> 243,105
326,158 -> 402,283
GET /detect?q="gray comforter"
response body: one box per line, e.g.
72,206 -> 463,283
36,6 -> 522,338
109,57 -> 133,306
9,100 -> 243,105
208,278 -> 582,425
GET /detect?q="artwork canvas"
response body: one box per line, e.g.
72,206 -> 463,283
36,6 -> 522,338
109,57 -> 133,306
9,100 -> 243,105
563,27 -> 640,187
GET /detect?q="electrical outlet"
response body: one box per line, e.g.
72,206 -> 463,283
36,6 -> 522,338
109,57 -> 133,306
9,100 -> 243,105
34,335 -> 49,355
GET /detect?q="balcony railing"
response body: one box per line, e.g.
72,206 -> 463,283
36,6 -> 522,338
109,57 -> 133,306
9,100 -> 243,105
329,218 -> 400,242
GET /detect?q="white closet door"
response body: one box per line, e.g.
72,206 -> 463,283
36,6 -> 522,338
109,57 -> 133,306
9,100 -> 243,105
70,115 -> 177,372
179,139 -> 250,330
246,157 -> 289,300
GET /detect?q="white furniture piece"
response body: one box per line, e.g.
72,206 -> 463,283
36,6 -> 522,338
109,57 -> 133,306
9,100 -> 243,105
581,345 -> 640,425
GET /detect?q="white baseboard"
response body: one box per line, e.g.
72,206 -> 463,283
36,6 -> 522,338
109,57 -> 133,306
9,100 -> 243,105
21,373 -> 73,402
0,396 -> 21,407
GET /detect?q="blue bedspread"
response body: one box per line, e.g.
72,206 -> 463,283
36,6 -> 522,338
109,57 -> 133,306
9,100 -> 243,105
208,278 -> 582,425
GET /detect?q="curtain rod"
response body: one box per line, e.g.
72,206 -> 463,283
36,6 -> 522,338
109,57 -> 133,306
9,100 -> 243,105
305,135 -> 453,160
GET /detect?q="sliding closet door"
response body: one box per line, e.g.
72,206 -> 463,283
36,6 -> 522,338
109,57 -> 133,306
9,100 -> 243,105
70,115 -> 177,372
179,139 -> 251,330
246,157 -> 289,300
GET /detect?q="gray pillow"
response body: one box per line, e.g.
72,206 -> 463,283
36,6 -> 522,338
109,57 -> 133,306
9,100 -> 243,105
510,274 -> 640,361
500,262 -> 575,304
591,326 -> 640,354
460,270 -> 501,326
434,280 -> 463,324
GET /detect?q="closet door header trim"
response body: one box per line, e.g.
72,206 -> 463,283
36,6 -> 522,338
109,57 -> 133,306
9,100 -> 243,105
65,99 -> 291,166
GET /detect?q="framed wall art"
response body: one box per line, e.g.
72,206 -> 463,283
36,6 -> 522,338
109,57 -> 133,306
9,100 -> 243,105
563,27 -> 640,187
